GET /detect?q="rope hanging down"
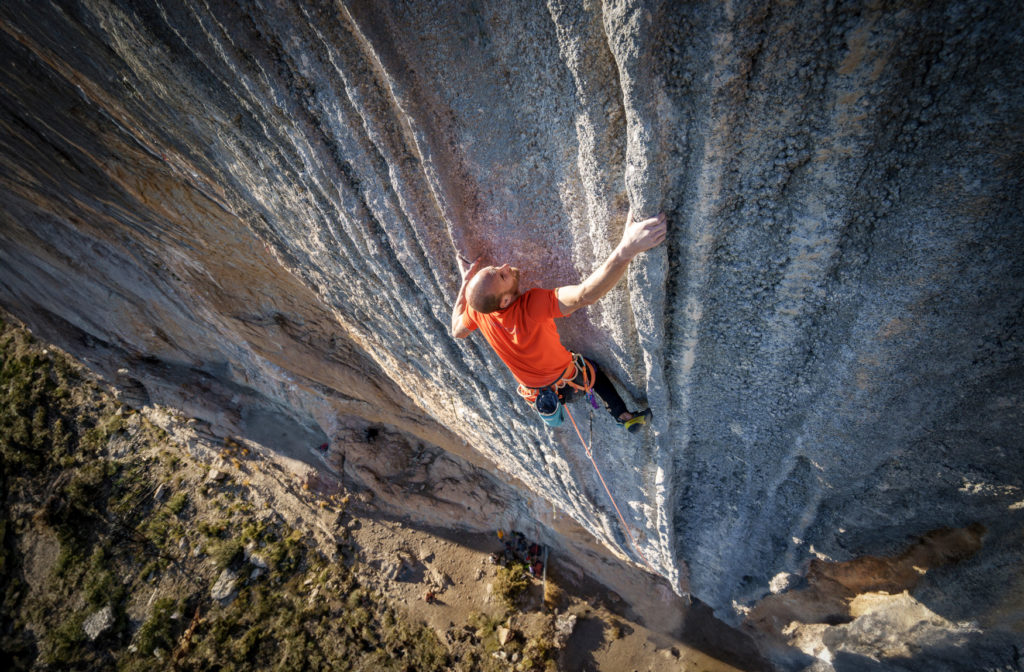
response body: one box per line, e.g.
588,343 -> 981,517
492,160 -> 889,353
563,404 -> 658,574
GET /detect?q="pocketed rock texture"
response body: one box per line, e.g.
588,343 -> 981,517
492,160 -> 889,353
1,1 -> 1022,669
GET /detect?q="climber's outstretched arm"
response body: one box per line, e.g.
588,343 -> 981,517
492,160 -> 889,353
556,211 -> 667,317
451,256 -> 482,339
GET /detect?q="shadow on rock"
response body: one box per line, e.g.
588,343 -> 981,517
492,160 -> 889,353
561,616 -> 607,672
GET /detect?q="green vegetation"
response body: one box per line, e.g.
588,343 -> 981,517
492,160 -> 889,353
178,566 -> 448,672
167,491 -> 188,514
0,316 -> 455,671
47,611 -> 89,665
494,561 -> 532,608
455,609 -> 560,672
0,318 -> 130,668
83,547 -> 126,608
133,596 -> 181,657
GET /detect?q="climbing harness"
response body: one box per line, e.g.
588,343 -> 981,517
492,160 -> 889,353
564,402 -> 658,574
516,353 -> 598,427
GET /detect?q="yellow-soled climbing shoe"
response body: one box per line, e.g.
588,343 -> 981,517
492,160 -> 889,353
621,408 -> 652,433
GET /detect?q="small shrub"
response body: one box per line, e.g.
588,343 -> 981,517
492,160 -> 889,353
65,461 -> 112,505
44,611 -> 87,664
467,610 -> 501,642
265,530 -> 304,572
138,559 -> 161,583
53,540 -> 87,581
209,538 -> 244,570
0,519 -> 7,576
198,520 -> 228,537
83,547 -> 124,608
167,492 -> 187,515
543,580 -> 564,611
493,562 -> 531,609
80,413 -> 125,453
135,597 -> 180,656
159,450 -> 180,469
524,633 -> 558,671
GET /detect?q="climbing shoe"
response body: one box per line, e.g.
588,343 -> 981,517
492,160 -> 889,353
620,408 -> 652,433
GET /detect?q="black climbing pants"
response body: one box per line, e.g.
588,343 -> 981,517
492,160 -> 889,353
562,357 -> 629,421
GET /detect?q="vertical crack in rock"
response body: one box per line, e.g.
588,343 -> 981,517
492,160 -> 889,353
602,0 -> 677,585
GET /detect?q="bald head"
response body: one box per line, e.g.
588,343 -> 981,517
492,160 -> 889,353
466,264 -> 520,313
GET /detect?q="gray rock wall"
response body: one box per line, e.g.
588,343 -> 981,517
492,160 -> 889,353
2,0 -> 1022,666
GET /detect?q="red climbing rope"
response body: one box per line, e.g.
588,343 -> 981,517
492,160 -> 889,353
563,404 -> 658,575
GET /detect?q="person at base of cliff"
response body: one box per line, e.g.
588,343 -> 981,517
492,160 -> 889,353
450,209 -> 667,431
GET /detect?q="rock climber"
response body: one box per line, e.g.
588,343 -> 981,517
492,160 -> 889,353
451,210 -> 667,430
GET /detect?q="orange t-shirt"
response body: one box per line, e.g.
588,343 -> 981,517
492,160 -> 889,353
462,288 -> 573,388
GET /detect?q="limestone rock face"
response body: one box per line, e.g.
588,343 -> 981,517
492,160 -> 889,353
1,0 -> 1022,666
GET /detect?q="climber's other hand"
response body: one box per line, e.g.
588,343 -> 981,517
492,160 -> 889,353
458,254 -> 483,281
